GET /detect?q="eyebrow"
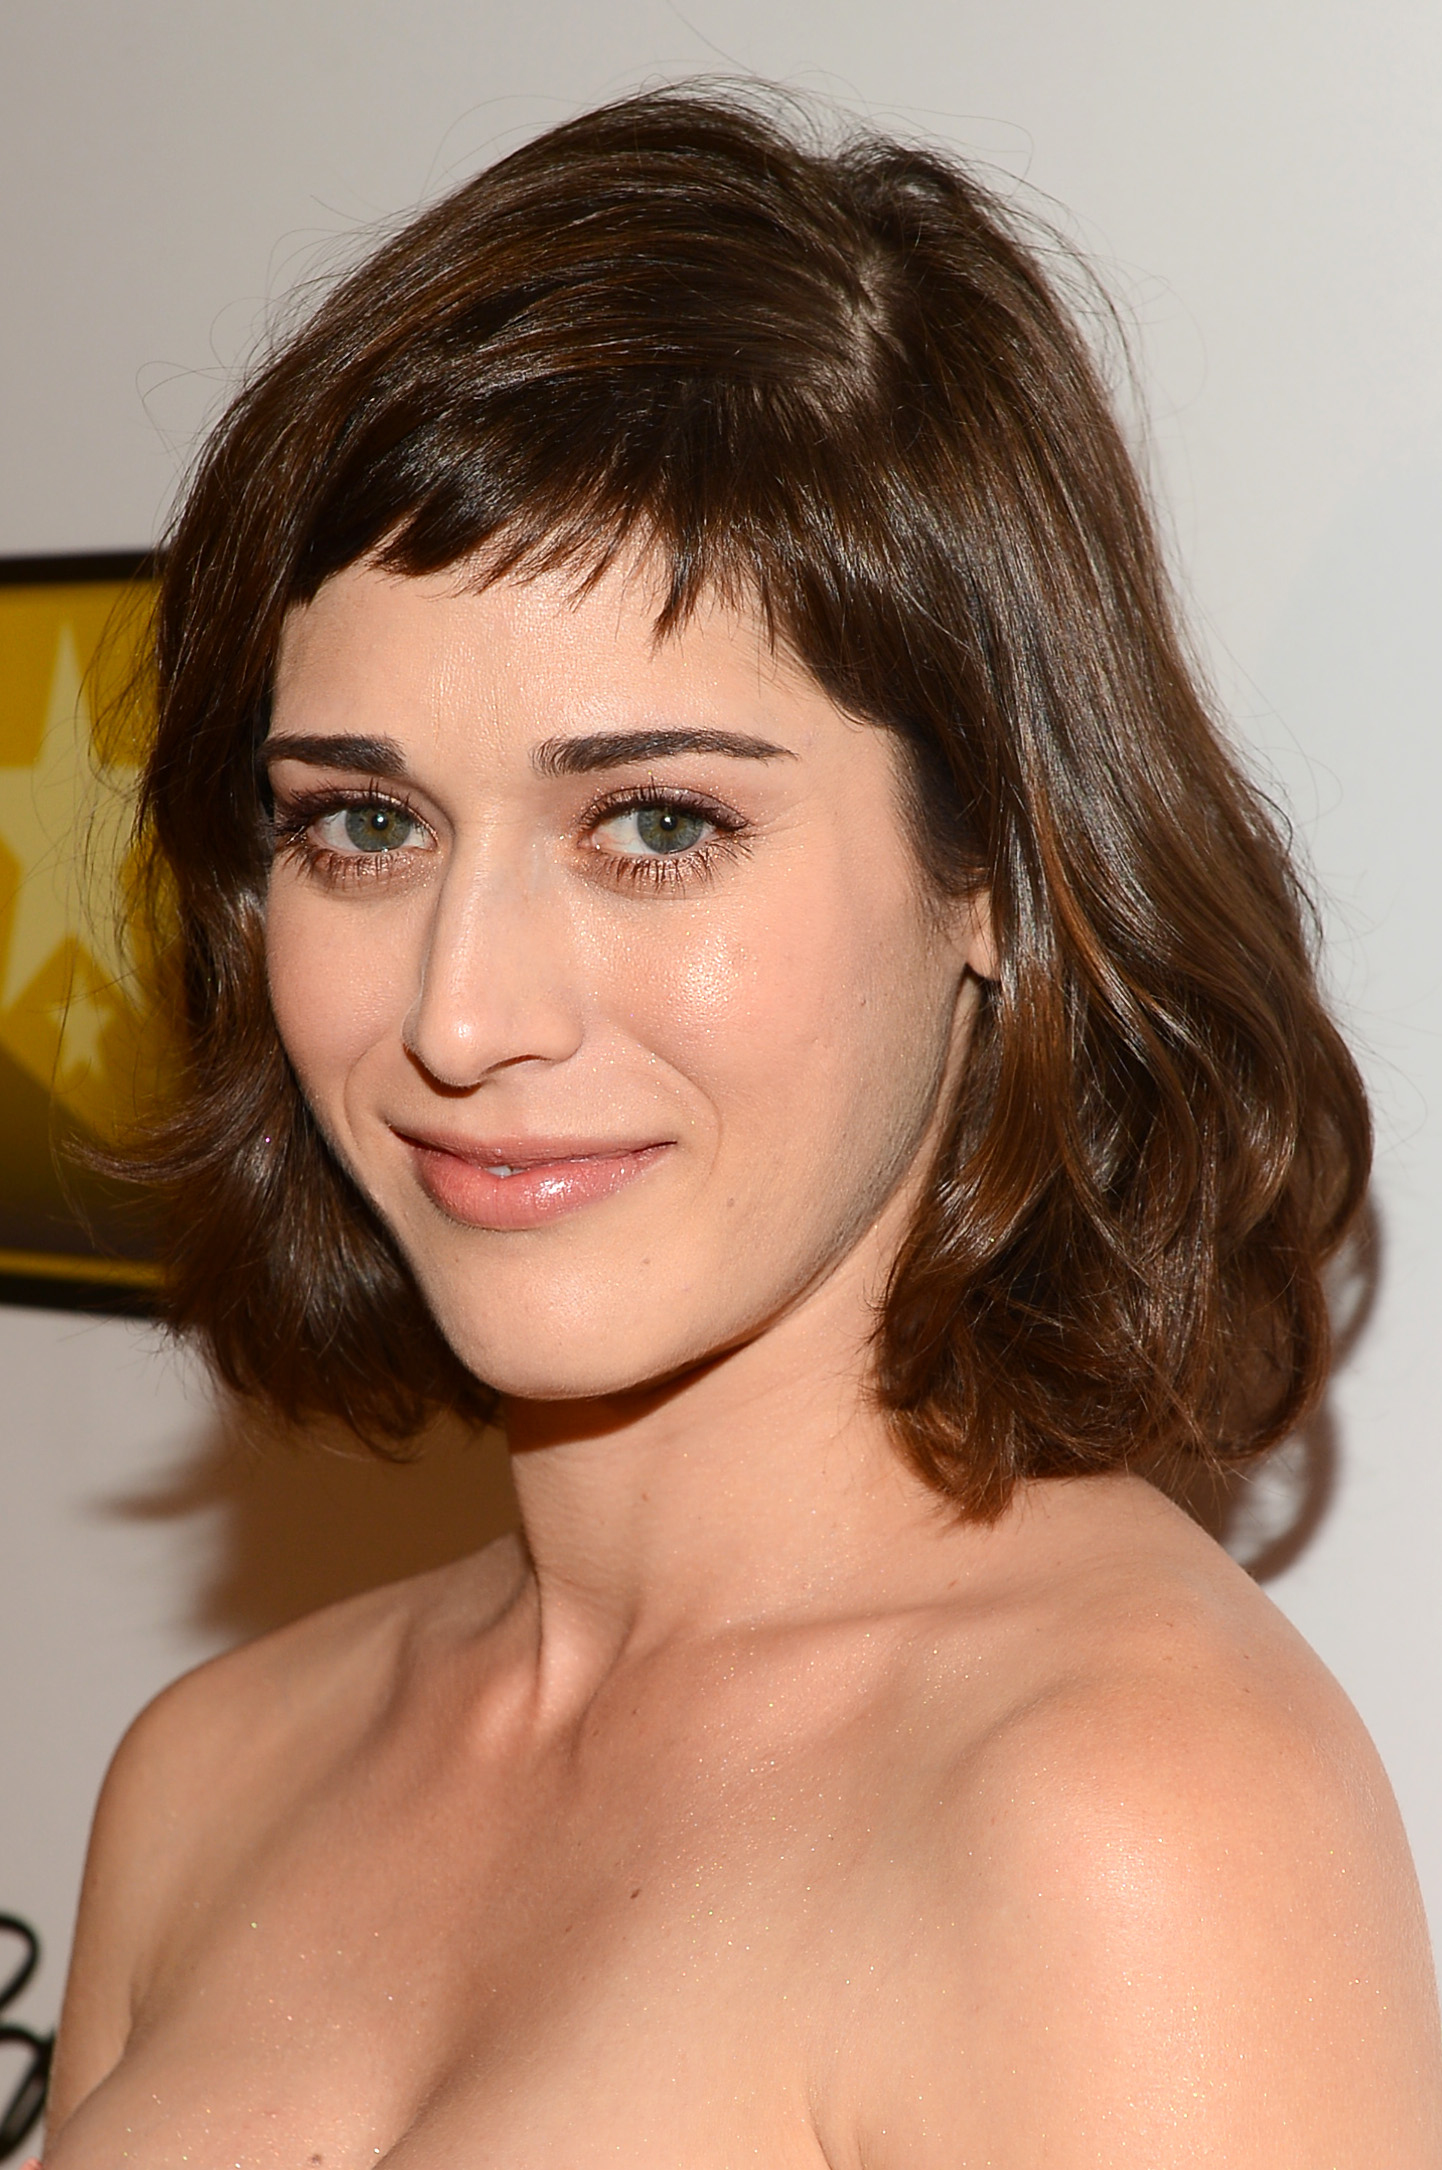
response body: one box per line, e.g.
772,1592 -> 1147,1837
261,732 -> 407,776
259,725 -> 796,782
531,728 -> 794,776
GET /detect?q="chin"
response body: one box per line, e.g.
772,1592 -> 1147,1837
412,1269 -> 730,1407
451,1334 -> 718,1410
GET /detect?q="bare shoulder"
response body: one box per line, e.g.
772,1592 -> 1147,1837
91,1532 -> 518,1862
861,1476 -> 1442,2168
47,1535 -> 521,2130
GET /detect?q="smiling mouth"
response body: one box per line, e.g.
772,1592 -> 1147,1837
394,1131 -> 673,1231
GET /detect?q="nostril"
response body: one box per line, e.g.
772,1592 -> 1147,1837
400,1007 -> 585,1092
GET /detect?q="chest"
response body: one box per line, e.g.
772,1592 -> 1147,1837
49,1725 -> 891,2169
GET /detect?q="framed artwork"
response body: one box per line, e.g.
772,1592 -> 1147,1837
0,553 -> 164,1311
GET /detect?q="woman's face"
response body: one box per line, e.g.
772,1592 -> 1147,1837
264,557 -> 990,1400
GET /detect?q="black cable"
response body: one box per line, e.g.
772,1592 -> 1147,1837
0,1915 -> 53,2160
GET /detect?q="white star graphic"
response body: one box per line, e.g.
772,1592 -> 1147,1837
0,623 -> 140,1013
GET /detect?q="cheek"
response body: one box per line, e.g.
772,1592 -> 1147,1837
264,879 -> 416,1106
598,861 -> 956,1177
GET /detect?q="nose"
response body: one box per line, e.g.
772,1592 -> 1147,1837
401,842 -> 586,1090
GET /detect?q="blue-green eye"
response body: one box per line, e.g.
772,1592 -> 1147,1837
341,803 -> 418,852
635,805 -> 708,854
598,803 -> 713,857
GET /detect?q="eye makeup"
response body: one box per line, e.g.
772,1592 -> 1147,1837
268,776 -> 754,896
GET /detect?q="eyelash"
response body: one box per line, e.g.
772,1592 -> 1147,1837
270,784 -> 431,889
581,783 -> 751,892
269,781 -> 752,893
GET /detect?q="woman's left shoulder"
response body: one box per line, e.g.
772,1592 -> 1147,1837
932,1474 -> 1409,1933
860,1478 -> 1442,2167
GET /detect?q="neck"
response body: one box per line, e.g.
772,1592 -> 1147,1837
497,1234 -> 966,1706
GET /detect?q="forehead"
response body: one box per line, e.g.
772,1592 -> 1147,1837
272,556 -> 829,752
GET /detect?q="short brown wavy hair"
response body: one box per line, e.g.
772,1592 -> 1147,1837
128,84 -> 1369,1517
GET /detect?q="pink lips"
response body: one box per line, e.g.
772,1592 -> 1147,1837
397,1130 -> 672,1231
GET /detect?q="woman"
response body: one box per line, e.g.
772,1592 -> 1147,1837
40,84 -> 1442,2164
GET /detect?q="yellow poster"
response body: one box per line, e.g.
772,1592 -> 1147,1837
0,557 -> 165,1300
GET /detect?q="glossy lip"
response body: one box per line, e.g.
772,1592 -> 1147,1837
393,1127 -> 674,1232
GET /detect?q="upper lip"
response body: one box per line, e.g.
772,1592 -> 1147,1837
392,1126 -> 672,1169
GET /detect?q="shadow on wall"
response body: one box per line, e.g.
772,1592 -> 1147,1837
1187,463 -> 1442,1583
108,1402 -> 519,1643
102,1207 -> 1379,1641
1166,1200 -> 1379,1583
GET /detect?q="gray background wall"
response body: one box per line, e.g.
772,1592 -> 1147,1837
2,0 -> 1440,2054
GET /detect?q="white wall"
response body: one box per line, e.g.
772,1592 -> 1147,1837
2,0 -> 1439,2049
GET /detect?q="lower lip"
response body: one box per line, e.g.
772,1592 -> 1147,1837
406,1141 -> 670,1231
